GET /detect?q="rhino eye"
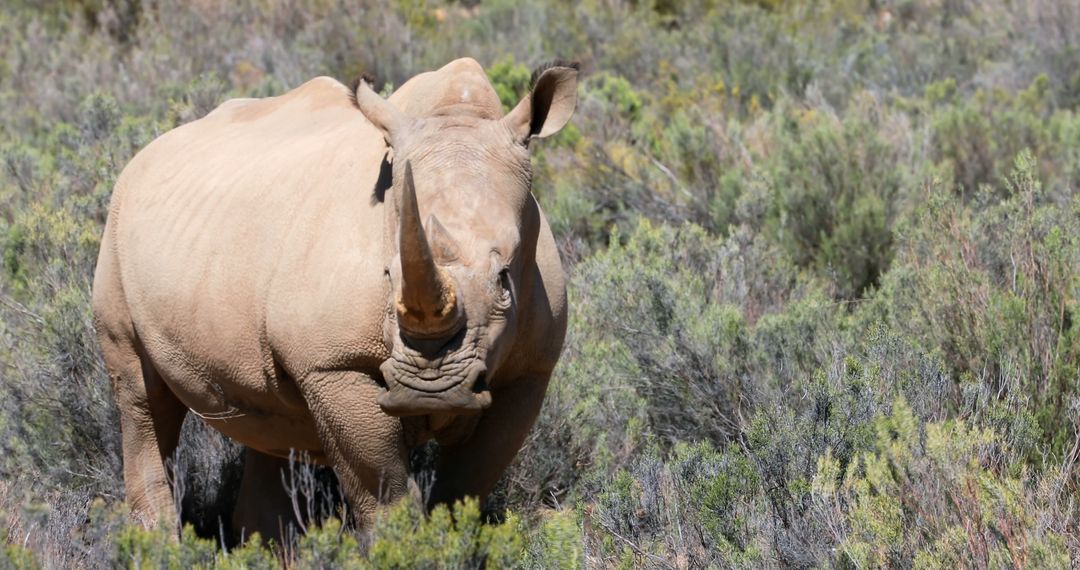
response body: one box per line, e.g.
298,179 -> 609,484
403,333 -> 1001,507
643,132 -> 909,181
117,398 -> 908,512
497,267 -> 512,307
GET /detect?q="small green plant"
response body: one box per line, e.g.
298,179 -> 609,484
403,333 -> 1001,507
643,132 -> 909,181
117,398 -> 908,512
486,56 -> 531,111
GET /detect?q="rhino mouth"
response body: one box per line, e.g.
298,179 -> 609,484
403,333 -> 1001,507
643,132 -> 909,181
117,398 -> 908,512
376,359 -> 492,416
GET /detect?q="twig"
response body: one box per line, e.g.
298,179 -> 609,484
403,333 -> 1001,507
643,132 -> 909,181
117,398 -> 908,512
647,155 -> 695,201
596,520 -> 676,570
0,293 -> 45,326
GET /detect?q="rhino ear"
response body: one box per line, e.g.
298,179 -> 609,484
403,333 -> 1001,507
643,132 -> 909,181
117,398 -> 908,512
502,61 -> 579,143
351,75 -> 408,147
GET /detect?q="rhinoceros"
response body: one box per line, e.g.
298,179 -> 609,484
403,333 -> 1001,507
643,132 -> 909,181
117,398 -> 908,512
91,58 -> 577,536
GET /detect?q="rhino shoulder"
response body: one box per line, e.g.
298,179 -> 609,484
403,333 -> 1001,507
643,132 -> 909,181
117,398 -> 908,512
203,76 -> 355,125
205,97 -> 258,119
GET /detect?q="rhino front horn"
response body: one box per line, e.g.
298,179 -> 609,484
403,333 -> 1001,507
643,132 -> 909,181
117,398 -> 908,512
397,161 -> 459,335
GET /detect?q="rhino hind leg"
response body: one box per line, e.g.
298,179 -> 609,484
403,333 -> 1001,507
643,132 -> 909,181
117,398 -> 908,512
232,448 -> 298,546
105,337 -> 189,530
232,447 -> 350,547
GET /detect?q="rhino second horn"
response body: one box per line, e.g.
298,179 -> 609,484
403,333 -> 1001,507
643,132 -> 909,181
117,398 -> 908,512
397,161 -> 458,333
426,214 -> 461,263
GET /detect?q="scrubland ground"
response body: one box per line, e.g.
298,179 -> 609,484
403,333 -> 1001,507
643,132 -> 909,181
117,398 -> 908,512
3,0 -> 1080,567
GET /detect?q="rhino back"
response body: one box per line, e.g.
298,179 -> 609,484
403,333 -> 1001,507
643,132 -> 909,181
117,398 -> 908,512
112,77 -> 390,420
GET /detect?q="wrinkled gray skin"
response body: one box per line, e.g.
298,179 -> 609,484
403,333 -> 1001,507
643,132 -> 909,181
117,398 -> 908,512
91,58 -> 576,539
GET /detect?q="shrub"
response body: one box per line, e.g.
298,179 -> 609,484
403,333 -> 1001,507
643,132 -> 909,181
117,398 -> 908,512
367,497 -> 526,569
869,152 -> 1080,457
759,99 -> 904,299
812,399 -> 1072,569
485,55 -> 531,111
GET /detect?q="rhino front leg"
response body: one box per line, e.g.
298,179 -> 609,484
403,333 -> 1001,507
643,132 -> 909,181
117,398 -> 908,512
299,370 -> 410,528
428,375 -> 549,509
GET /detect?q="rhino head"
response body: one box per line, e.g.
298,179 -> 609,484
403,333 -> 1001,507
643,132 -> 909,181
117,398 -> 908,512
351,61 -> 578,417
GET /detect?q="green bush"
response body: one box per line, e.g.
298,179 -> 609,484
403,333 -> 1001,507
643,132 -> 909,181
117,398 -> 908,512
759,100 -> 904,299
930,76 -> 1056,197
813,398 -> 1071,569
72,498 -> 580,569
485,55 -> 531,111
0,530 -> 37,570
367,497 -> 524,569
868,152 -> 1080,457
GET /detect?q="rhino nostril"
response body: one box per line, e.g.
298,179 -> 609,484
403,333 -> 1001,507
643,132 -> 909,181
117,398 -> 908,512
471,372 -> 488,393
